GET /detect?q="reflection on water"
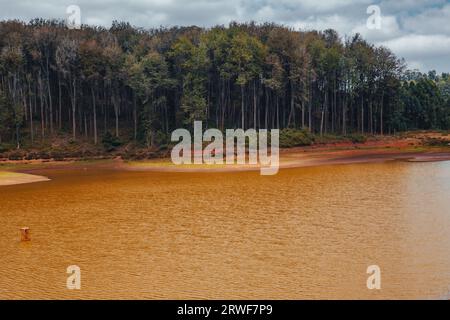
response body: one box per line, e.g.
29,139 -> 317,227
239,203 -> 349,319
0,161 -> 450,299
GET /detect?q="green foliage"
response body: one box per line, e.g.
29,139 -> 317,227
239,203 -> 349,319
0,143 -> 13,153
313,134 -> 348,144
170,36 -> 210,125
0,92 -> 13,136
423,137 -> 450,147
279,129 -> 315,148
125,50 -> 175,145
229,32 -> 266,86
0,20 -> 449,152
101,132 -> 123,152
50,150 -> 67,161
152,130 -> 169,147
181,85 -> 207,125
346,134 -> 368,144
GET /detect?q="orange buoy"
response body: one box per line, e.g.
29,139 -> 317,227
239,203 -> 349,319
20,227 -> 31,241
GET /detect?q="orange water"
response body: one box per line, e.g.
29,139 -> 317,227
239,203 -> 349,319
1,161 -> 450,299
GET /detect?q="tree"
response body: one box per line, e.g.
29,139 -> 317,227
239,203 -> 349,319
227,31 -> 266,129
56,37 -> 79,140
103,35 -> 124,138
0,19 -> 448,153
125,51 -> 173,146
80,39 -> 104,144
170,35 -> 210,126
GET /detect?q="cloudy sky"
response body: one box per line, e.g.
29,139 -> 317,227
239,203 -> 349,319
1,0 -> 449,73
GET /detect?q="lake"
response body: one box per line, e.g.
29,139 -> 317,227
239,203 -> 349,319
1,161 -> 450,299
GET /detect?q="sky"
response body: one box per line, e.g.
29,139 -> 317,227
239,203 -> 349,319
0,0 -> 449,73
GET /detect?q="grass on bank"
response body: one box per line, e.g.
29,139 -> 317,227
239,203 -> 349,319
1,129 -> 450,164
279,128 -> 368,147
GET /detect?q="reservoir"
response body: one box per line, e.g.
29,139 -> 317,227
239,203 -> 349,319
1,161 -> 450,299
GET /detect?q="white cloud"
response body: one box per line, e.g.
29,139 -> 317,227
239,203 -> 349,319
292,14 -> 355,33
352,15 -> 402,42
253,5 -> 276,21
379,34 -> 450,71
402,4 -> 450,34
265,0 -> 371,13
380,34 -> 450,59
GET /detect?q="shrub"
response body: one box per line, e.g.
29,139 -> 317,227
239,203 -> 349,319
0,143 -> 13,153
50,150 -> 67,161
25,152 -> 38,160
146,152 -> 159,159
424,137 -> 449,147
8,151 -> 24,161
153,131 -> 168,146
102,132 -> 123,152
279,129 -> 315,148
38,151 -> 51,160
314,134 -> 347,144
132,153 -> 147,160
346,134 -> 367,144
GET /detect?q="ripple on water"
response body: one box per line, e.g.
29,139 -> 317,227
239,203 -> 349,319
0,161 -> 450,299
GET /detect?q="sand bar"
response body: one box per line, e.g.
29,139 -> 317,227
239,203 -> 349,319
0,171 -> 50,186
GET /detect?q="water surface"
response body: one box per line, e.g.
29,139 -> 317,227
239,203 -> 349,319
1,161 -> 450,299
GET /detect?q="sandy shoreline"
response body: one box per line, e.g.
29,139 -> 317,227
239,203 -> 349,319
0,172 -> 50,186
1,143 -> 450,185
121,133 -> 450,172
123,148 -> 450,173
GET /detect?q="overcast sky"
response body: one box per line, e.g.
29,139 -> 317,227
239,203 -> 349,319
1,0 -> 449,73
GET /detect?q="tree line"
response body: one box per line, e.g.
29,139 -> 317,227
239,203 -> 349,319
0,19 -> 449,150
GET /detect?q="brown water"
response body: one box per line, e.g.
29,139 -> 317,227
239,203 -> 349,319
1,161 -> 450,299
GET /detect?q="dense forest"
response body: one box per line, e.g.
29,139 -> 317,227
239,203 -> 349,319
0,19 -> 449,152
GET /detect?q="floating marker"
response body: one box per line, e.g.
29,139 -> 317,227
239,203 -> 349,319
20,227 -> 31,241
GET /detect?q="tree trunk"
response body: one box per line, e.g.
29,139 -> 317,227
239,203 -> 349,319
265,89 -> 269,129
276,97 -> 280,129
92,87 -> 98,144
46,61 -> 53,134
287,81 -> 295,128
361,93 -> 364,134
72,78 -> 76,140
301,101 -> 305,129
253,81 -> 257,129
84,113 -> 88,138
133,93 -> 137,140
28,81 -> 34,144
241,84 -> 245,129
342,94 -> 347,135
58,73 -> 62,130
320,90 -> 327,136
308,81 -> 312,132
380,91 -> 384,135
38,73 -> 45,139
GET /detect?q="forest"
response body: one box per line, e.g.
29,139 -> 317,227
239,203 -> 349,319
0,19 -> 449,153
